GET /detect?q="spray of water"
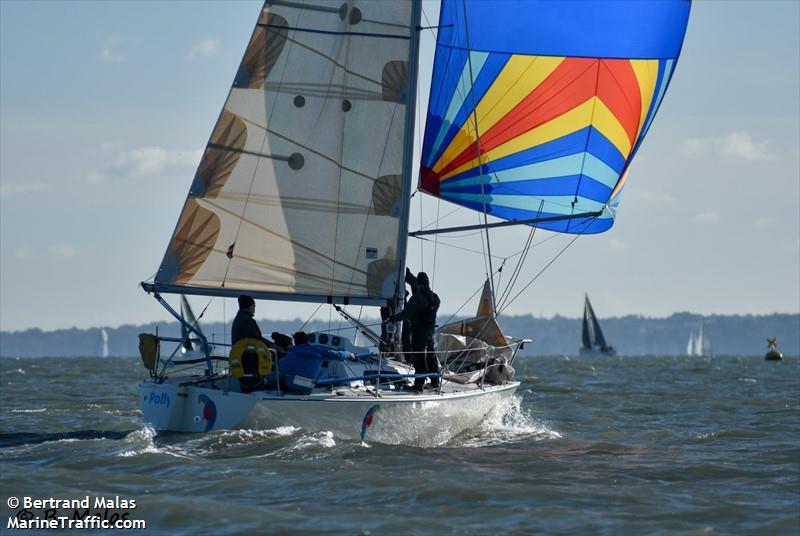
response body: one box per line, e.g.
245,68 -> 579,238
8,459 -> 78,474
449,395 -> 561,448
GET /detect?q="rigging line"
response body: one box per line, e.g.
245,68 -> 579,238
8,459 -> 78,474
439,262 -> 504,326
419,204 -> 463,229
497,200 -> 543,310
417,70 -> 424,269
497,225 -> 534,310
299,302 -> 324,331
499,226 -> 534,309
497,214 -> 600,316
194,296 -> 215,324
432,196 -> 441,288
354,305 -> 364,343
461,0 -> 495,309
414,236 -> 506,261
420,7 -> 439,39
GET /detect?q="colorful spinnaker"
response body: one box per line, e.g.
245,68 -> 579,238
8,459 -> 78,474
420,0 -> 691,234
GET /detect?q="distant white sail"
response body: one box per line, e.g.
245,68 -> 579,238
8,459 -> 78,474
100,328 -> 109,358
686,331 -> 694,356
153,1 -> 419,306
698,320 -> 712,356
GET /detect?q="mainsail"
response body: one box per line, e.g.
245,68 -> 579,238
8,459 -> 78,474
419,0 -> 691,234
149,1 -> 421,306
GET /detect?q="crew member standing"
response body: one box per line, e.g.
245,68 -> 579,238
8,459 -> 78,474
390,269 -> 440,391
231,295 -> 268,345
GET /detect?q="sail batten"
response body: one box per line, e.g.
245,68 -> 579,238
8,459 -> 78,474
152,1 -> 421,303
420,0 -> 690,235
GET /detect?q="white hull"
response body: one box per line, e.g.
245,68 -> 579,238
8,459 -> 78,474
140,379 -> 519,447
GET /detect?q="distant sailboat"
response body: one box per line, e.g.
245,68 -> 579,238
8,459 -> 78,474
687,318 -> 712,356
99,328 -> 109,358
579,295 -> 615,356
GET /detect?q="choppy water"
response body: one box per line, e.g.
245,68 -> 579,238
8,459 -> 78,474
1,355 -> 798,535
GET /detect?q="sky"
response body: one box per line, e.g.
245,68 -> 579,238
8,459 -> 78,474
1,0 -> 798,332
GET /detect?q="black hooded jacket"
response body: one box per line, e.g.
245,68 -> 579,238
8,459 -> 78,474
392,272 -> 440,341
231,310 -> 264,345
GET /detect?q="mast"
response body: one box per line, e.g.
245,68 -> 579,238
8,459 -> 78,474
393,0 -> 422,311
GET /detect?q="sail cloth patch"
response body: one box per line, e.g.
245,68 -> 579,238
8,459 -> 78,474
365,247 -> 378,259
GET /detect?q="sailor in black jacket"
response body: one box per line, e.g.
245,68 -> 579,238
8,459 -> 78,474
231,295 -> 267,345
390,269 -> 441,390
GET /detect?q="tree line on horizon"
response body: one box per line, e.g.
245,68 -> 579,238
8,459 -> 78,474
1,313 -> 798,358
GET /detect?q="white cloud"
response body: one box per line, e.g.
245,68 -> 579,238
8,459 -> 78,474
48,244 -> 78,258
102,35 -> 125,63
682,131 -> 776,162
693,211 -> 720,223
187,38 -> 219,61
112,146 -> 202,177
0,182 -> 49,198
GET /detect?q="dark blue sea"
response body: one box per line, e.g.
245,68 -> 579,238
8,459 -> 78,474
1,355 -> 798,535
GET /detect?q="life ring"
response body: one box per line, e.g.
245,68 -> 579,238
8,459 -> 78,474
229,338 -> 273,378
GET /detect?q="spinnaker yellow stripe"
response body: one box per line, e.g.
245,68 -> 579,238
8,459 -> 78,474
432,55 -> 564,175
630,59 -> 659,136
440,96 -> 632,181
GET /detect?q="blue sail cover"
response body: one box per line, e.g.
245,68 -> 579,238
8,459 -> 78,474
419,0 -> 691,234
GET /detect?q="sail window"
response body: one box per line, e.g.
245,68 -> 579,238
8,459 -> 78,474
293,95 -> 306,108
349,7 -> 362,25
342,99 -> 352,112
287,152 -> 305,170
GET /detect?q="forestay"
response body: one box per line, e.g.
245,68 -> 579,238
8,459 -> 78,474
419,0 -> 691,234
151,1 -> 420,305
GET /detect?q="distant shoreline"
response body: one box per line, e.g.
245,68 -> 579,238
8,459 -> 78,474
1,313 -> 797,358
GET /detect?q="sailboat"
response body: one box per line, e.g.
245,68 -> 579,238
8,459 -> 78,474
99,328 -> 109,358
579,295 -> 615,356
137,0 -> 690,445
686,318 -> 712,356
